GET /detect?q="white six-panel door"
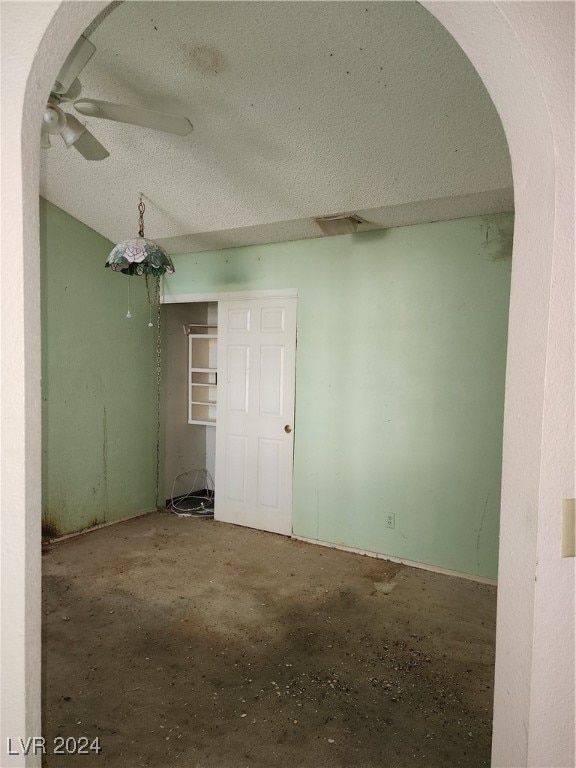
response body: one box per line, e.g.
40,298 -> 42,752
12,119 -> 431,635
215,297 -> 297,535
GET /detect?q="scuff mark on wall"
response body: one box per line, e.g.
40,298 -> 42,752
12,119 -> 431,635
480,215 -> 514,261
476,493 -> 490,571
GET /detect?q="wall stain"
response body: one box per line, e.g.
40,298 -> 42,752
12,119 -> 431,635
480,216 -> 514,261
187,45 -> 227,76
42,483 -> 68,537
41,514 -> 62,540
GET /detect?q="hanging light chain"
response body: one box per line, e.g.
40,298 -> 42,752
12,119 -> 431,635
145,272 -> 163,508
154,276 -> 162,510
138,194 -> 145,238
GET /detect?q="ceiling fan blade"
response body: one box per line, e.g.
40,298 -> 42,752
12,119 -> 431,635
60,114 -> 109,160
72,128 -> 110,161
74,99 -> 193,136
58,78 -> 82,103
53,36 -> 95,95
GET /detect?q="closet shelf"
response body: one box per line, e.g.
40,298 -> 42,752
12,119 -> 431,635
188,321 -> 218,425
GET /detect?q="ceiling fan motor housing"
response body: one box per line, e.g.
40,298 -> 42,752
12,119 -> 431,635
43,104 -> 66,134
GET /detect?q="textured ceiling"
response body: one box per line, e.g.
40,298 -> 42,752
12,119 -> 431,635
40,1 -> 513,253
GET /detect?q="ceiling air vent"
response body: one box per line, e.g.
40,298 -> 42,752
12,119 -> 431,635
315,214 -> 365,236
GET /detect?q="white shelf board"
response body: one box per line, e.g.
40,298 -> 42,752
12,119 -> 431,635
188,334 -> 218,339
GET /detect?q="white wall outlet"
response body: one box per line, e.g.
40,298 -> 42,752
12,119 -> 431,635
561,499 -> 576,557
384,512 -> 395,529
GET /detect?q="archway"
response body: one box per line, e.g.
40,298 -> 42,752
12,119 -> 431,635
1,2 -> 573,766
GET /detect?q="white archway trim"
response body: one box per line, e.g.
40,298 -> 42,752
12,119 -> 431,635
0,5 -> 108,764
424,6 -> 554,761
425,4 -> 574,766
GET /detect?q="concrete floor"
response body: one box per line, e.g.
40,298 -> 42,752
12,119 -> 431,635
42,513 -> 496,767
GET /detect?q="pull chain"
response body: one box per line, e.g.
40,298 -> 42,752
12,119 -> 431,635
145,274 -> 155,327
126,276 -> 132,319
154,276 -> 162,509
138,194 -> 145,238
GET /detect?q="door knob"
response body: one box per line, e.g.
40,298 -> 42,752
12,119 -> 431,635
284,424 -> 292,433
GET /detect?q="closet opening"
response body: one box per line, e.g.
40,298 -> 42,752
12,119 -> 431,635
164,301 -> 218,518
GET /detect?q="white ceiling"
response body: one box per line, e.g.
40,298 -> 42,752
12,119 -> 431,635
40,1 -> 513,254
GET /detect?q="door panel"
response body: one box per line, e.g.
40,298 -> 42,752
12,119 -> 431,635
261,307 -> 285,332
227,307 -> 251,332
257,438 -> 281,508
259,346 -> 283,415
227,346 -> 249,413
224,434 -> 247,503
215,297 -> 297,535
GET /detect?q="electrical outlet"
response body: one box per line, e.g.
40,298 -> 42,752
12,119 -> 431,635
384,512 -> 395,529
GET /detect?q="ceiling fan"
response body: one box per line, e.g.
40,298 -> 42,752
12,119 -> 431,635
42,35 -> 193,161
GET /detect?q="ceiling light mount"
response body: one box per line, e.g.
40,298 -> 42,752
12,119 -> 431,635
315,214 -> 365,236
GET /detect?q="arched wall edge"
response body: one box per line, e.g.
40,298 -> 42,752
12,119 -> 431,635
0,2 -> 573,766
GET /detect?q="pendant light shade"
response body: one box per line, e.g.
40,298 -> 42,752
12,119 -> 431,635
106,237 -> 174,276
105,195 -> 175,276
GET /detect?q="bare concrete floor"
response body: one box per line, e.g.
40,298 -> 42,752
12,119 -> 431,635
42,513 -> 496,768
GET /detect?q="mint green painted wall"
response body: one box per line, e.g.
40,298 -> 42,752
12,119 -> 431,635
41,198 -> 157,535
165,213 -> 513,580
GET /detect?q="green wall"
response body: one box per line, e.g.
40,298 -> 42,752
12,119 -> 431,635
40,201 -> 512,576
165,213 -> 513,580
41,198 -> 157,535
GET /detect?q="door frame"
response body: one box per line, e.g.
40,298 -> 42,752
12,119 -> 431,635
161,287 -> 299,529
162,288 -> 298,305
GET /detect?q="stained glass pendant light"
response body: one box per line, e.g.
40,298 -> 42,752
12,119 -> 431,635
105,195 -> 175,277
105,195 -> 168,510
